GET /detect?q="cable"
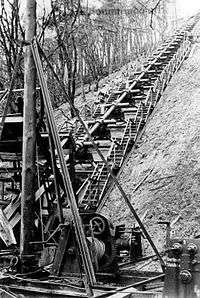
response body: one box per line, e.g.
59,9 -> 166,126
36,146 -> 45,248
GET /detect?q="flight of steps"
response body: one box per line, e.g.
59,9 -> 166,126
79,163 -> 109,209
75,125 -> 85,141
74,28 -> 195,211
92,105 -> 101,118
78,119 -> 140,209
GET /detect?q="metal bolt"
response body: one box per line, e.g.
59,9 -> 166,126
180,270 -> 192,284
172,243 -> 183,255
67,247 -> 76,255
187,243 -> 198,255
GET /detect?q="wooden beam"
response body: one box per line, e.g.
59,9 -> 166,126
20,0 -> 37,259
0,116 -> 23,123
0,87 -> 40,95
32,41 -> 96,287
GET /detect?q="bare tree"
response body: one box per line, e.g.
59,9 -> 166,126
0,0 -> 24,87
44,0 -> 81,116
41,0 -> 172,113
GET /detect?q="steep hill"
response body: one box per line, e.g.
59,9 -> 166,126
101,32 -> 200,256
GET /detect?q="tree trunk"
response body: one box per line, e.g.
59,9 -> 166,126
20,0 -> 37,268
79,47 -> 86,101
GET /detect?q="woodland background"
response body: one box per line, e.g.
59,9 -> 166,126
0,0 -> 177,111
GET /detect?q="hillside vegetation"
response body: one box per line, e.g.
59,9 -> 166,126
101,25 -> 200,255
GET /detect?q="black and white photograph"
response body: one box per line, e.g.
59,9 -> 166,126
0,0 -> 199,297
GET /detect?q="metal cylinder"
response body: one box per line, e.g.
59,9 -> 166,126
87,237 -> 105,259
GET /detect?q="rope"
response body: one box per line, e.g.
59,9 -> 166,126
36,144 -> 44,248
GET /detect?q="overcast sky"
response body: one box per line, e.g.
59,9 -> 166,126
33,0 -> 200,18
176,0 -> 200,17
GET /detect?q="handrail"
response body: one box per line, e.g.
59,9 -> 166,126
136,116 -> 144,136
120,136 -> 131,168
134,101 -> 141,122
72,23 -> 196,211
113,144 -> 116,165
143,88 -> 154,121
98,170 -> 112,204
135,101 -> 144,124
120,120 -> 130,146
74,32 -> 193,145
128,120 -> 131,140
97,34 -> 191,204
98,136 -> 124,200
97,159 -> 118,206
91,163 -> 105,203
76,177 -> 90,198
81,27 -> 194,141
144,88 -> 152,106
107,140 -> 115,158
77,163 -> 99,204
83,163 -> 102,204
98,163 -> 105,180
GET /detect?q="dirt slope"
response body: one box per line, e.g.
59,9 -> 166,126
101,38 -> 200,255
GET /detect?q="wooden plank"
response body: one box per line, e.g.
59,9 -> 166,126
9,212 -> 21,228
51,225 -> 71,276
35,182 -> 53,201
35,185 -> 45,201
41,132 -> 70,138
7,285 -> 89,297
0,87 -> 40,95
4,182 -> 52,224
0,209 -> 16,246
0,153 -> 22,161
4,197 -> 21,220
61,138 -> 69,148
108,287 -> 137,298
0,116 -> 23,123
121,107 -> 137,112
107,288 -> 160,298
0,178 -> 19,182
0,168 -> 22,173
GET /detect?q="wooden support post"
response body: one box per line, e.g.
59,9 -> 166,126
20,0 -> 37,261
47,127 -> 64,223
31,41 -> 96,287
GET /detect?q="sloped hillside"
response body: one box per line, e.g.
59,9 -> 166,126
101,39 -> 200,254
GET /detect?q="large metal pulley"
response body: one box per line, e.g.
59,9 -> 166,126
90,216 -> 106,235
